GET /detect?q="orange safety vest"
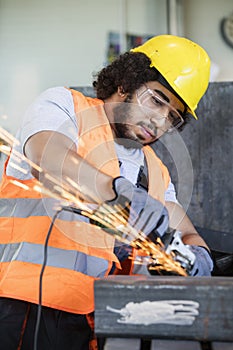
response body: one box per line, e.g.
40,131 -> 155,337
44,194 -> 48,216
0,89 -> 170,314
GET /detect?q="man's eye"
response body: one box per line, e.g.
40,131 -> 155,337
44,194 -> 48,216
168,112 -> 181,126
151,96 -> 163,106
168,112 -> 176,121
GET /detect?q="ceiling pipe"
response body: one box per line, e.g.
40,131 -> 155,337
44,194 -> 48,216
167,0 -> 178,35
119,0 -> 127,53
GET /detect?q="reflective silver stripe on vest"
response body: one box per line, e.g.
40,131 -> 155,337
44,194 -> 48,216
0,198 -> 88,222
0,242 -> 108,278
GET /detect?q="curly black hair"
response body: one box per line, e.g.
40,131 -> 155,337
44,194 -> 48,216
93,52 -> 159,99
93,51 -> 190,129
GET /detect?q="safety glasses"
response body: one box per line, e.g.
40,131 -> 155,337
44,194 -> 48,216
136,85 -> 184,132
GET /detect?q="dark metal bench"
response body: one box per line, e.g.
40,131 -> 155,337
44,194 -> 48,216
94,276 -> 233,350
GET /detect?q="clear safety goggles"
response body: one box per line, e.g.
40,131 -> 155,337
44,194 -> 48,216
136,85 -> 184,132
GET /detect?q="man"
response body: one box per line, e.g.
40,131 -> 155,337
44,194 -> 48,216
0,35 -> 213,349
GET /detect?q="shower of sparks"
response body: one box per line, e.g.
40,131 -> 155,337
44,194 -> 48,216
9,179 -> 30,191
0,126 -> 20,146
0,127 -> 187,276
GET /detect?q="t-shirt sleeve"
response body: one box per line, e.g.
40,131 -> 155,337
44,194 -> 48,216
6,86 -> 78,179
20,86 -> 78,150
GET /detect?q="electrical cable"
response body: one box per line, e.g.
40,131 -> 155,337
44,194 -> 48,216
32,202 -> 187,348
33,206 -> 83,350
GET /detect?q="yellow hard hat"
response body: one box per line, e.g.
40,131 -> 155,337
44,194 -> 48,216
131,35 -> 211,119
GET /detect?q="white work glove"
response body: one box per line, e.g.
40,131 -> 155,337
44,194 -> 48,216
189,246 -> 214,276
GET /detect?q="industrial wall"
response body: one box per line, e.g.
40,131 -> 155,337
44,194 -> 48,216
0,0 -> 232,136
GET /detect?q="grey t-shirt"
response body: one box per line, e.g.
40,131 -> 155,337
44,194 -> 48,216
6,86 -> 177,202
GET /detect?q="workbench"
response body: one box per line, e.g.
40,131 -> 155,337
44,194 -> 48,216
94,276 -> 233,350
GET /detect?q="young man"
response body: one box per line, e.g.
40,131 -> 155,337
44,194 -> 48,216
0,35 -> 213,349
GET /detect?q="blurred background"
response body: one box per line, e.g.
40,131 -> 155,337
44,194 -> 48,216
0,0 -> 232,135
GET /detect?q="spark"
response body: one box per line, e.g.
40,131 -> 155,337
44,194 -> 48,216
9,180 -> 30,191
0,127 -> 187,276
0,144 -> 11,155
8,161 -> 28,174
70,155 -> 79,165
0,126 -> 20,146
11,148 -> 43,173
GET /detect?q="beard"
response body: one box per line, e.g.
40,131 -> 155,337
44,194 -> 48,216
111,97 -> 157,149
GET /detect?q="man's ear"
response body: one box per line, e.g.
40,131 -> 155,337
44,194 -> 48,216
117,86 -> 127,98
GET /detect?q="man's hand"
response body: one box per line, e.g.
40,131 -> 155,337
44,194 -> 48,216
189,246 -> 214,276
108,177 -> 169,237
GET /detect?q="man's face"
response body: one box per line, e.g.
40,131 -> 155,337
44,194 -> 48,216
112,81 -> 185,148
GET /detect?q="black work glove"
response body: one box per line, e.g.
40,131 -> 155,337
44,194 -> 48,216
108,177 -> 169,238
